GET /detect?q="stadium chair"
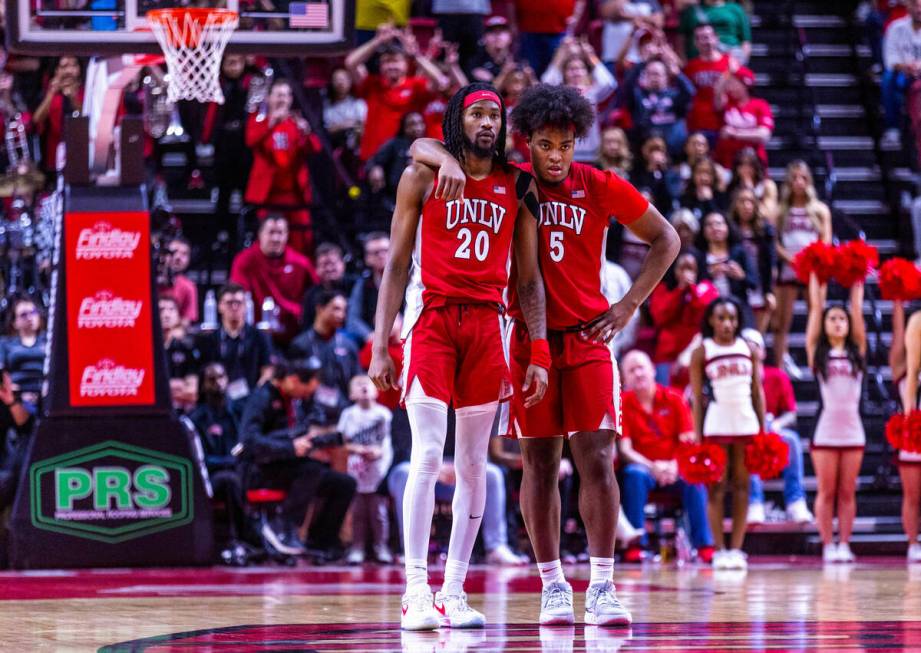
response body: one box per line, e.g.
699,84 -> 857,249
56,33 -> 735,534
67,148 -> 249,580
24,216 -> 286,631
245,488 -> 298,566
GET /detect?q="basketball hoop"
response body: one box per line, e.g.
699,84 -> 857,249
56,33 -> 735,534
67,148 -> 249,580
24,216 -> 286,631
146,8 -> 239,104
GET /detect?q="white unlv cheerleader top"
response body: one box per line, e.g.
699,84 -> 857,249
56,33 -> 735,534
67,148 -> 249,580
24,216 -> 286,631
812,350 -> 865,448
703,337 -> 760,438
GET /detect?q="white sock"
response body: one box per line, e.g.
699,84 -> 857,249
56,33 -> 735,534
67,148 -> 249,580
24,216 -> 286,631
442,559 -> 469,596
402,393 -> 448,592
537,559 -> 566,587
444,402 -> 496,584
589,556 -> 614,586
405,558 -> 429,592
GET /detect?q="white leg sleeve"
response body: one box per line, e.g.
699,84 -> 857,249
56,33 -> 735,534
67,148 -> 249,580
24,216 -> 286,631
444,402 -> 498,593
403,384 -> 449,588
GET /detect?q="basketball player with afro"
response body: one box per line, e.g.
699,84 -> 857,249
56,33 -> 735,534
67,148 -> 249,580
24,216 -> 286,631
369,82 -> 549,630
411,84 -> 680,626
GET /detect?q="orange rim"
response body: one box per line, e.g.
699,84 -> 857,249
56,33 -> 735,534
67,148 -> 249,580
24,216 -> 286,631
147,8 -> 238,47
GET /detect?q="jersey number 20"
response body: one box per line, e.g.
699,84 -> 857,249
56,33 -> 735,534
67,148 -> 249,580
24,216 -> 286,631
455,228 -> 489,261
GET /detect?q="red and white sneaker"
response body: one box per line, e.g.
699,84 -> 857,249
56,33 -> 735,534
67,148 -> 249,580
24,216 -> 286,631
401,587 -> 439,631
434,590 -> 485,628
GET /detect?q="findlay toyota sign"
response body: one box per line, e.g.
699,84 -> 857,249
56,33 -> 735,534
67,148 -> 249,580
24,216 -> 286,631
30,441 -> 194,543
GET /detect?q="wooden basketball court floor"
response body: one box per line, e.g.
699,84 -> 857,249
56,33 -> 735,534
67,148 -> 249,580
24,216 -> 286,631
3,558 -> 921,651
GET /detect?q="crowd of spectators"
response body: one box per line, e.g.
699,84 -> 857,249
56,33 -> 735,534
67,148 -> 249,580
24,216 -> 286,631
0,0 -> 832,565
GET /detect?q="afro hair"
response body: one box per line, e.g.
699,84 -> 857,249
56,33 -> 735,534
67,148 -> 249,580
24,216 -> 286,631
509,83 -> 595,139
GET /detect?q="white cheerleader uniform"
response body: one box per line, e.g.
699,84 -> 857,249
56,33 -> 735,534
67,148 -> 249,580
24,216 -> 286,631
897,375 -> 921,463
812,351 -> 865,449
779,206 -> 819,284
702,337 -> 760,442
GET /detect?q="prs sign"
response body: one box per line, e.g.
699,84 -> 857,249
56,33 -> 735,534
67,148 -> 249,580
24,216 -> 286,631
30,441 -> 193,543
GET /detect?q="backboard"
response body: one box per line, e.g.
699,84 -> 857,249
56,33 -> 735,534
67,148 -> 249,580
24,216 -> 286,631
6,0 -> 354,56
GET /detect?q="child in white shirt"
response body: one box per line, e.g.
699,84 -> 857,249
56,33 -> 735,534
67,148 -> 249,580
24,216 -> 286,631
339,375 -> 393,564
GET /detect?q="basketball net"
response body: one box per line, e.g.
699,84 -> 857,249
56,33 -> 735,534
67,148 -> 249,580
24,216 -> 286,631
147,8 -> 239,104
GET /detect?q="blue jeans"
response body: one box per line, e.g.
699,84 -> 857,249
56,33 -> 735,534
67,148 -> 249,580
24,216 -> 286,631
749,429 -> 806,506
621,463 -> 713,548
519,32 -> 565,78
387,460 -> 509,553
883,69 -> 909,130
654,363 -> 672,386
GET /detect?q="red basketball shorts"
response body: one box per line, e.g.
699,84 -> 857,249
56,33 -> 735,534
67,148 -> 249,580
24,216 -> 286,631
401,304 -> 512,408
506,321 -> 621,438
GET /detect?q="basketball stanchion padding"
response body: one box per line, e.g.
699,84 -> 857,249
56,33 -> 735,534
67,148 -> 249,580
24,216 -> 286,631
146,8 -> 238,104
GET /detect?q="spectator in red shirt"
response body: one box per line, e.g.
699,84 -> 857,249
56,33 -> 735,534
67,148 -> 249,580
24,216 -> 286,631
345,24 -> 449,162
649,251 -> 720,384
619,349 -> 714,561
713,67 -> 774,169
245,78 -> 321,257
512,0 -> 582,76
229,215 -> 318,347
741,329 -> 813,525
158,236 -> 199,326
683,23 -> 737,142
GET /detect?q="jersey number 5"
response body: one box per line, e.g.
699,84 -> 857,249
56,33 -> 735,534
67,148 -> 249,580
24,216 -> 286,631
549,231 -> 565,262
455,228 -> 489,261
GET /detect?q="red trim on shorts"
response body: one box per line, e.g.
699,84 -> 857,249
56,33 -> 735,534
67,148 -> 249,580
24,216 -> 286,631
705,435 -> 757,444
809,445 -> 865,452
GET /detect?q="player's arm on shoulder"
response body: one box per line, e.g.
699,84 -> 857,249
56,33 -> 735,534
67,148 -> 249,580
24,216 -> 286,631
514,170 -> 549,406
369,164 -> 431,390
620,202 -> 681,312
408,138 -> 466,201
514,171 -> 547,342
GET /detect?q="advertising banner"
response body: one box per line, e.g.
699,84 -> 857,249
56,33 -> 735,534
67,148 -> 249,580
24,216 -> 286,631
65,211 -> 155,407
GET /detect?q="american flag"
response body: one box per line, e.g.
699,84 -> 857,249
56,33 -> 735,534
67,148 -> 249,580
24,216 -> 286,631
289,2 -> 329,29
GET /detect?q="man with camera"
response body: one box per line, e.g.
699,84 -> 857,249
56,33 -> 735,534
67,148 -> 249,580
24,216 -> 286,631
239,357 -> 357,560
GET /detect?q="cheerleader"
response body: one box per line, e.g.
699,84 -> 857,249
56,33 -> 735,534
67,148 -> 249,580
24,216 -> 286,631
806,275 -> 866,563
900,310 -> 921,562
690,297 -> 766,570
773,161 -> 832,373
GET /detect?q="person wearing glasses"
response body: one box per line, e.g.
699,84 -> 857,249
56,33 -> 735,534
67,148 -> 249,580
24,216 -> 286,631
1,298 -> 46,410
196,283 -> 275,402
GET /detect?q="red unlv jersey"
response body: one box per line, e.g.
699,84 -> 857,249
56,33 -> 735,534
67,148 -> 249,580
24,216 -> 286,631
403,165 -> 520,334
508,161 -> 648,330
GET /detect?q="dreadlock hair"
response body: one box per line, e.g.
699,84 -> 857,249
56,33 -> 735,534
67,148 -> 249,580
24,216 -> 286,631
442,82 -> 507,167
813,304 -> 866,380
509,83 -> 595,139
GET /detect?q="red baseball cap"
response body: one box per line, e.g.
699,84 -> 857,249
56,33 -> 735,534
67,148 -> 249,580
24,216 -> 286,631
484,16 -> 509,30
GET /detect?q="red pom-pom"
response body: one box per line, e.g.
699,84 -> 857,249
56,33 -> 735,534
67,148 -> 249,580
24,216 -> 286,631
886,413 -> 906,450
878,258 -> 921,301
744,432 -> 790,479
677,443 -> 727,485
832,239 -> 879,288
904,410 -> 921,454
793,241 -> 837,284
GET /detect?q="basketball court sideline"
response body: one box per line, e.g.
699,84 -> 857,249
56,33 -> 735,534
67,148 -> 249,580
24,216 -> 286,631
3,558 -> 921,651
